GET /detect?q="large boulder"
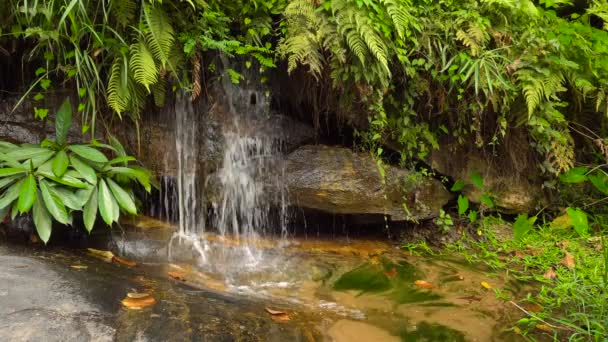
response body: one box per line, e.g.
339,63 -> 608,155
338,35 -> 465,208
284,145 -> 452,221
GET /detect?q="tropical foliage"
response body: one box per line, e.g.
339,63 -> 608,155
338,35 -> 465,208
0,98 -> 152,243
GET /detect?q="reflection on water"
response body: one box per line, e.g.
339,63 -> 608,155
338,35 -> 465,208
103,217 -> 529,341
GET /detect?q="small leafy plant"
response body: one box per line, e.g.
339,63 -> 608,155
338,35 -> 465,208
0,98 -> 152,243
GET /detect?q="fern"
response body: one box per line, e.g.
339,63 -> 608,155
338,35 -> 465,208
129,40 -> 159,92
456,24 -> 486,56
379,0 -> 414,39
107,58 -> 131,115
143,4 -> 175,70
113,0 -> 137,28
517,69 -> 545,116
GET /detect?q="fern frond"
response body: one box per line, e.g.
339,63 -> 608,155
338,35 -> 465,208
129,40 -> 158,92
113,0 -> 137,28
516,69 -> 544,116
107,58 -> 131,115
279,33 -> 324,76
379,0 -> 413,39
353,12 -> 390,75
143,4 -> 175,69
151,77 -> 167,107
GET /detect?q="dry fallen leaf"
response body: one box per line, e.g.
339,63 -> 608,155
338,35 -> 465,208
271,314 -> 291,322
112,256 -> 137,267
121,295 -> 156,310
167,271 -> 187,281
70,265 -> 88,270
543,267 -> 557,280
524,303 -> 543,313
561,251 -> 575,269
480,281 -> 492,289
535,324 -> 554,333
414,280 -> 435,289
127,292 -> 150,299
265,307 -> 290,322
265,307 -> 287,315
87,248 -> 114,262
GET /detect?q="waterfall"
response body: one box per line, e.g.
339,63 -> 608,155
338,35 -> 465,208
168,67 -> 290,273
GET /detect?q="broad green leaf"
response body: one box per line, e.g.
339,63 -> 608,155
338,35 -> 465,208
106,156 -> 136,167
11,201 -> 18,220
457,195 -> 469,215
0,141 -> 17,150
0,175 -> 20,189
17,174 -> 37,213
69,155 -> 97,184
109,135 -> 127,157
450,180 -> 465,192
5,147 -> 52,161
480,194 -> 494,208
108,167 -> 151,192
559,167 -> 588,183
107,178 -> 137,214
37,168 -> 88,189
566,207 -> 589,238
52,150 -> 69,177
468,210 -> 478,223
39,180 -> 69,224
55,98 -> 72,146
0,205 -> 9,222
0,152 -> 23,168
26,150 -> 55,168
0,168 -> 26,178
588,171 -> 608,195
69,145 -> 108,163
0,179 -> 24,210
32,190 -> 52,244
83,186 -> 98,232
98,179 -> 118,225
51,186 -> 86,210
513,213 -> 536,241
469,172 -> 484,189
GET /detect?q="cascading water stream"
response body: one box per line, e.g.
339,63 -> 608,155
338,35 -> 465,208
168,72 -> 290,275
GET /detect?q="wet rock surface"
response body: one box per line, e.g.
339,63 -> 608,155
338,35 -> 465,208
429,142 -> 545,214
0,241 -> 320,342
0,246 -> 115,342
285,145 -> 452,221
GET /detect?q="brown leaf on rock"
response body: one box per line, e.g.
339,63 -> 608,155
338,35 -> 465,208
121,295 -> 156,310
265,307 -> 287,315
127,292 -> 150,299
271,314 -> 291,322
414,280 -> 435,289
543,267 -> 557,280
561,251 -> 575,269
265,307 -> 291,322
70,265 -> 88,270
524,303 -> 543,312
87,248 -> 115,262
112,256 -> 137,267
168,271 -> 186,282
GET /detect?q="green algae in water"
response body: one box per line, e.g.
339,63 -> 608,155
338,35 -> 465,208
333,259 -> 443,304
333,263 -> 392,293
400,321 -> 466,342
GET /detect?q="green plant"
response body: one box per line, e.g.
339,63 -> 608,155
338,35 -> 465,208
435,209 -> 454,233
0,98 -> 152,243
